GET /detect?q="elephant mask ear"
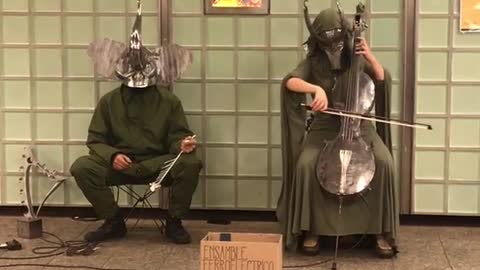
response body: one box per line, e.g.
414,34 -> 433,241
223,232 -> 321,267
87,38 -> 127,80
153,44 -> 193,87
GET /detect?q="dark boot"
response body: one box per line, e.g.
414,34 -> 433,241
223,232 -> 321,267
375,234 -> 395,258
165,214 -> 191,244
84,212 -> 127,243
301,233 -> 320,256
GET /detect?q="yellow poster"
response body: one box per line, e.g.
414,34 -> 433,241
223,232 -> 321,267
460,0 -> 480,31
212,0 -> 262,8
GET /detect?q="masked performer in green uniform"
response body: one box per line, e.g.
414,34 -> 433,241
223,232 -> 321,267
70,1 -> 200,244
276,4 -> 399,258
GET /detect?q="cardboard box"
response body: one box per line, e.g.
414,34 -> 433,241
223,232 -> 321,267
200,232 -> 283,270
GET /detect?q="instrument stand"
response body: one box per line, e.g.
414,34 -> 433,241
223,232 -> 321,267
331,196 -> 344,270
17,218 -> 42,239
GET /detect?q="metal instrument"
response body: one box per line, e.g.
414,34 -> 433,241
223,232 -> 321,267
17,146 -> 66,239
149,135 -> 197,192
312,0 -> 373,197
19,146 -> 67,219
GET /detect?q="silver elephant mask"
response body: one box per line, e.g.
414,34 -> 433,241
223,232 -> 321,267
87,0 -> 192,88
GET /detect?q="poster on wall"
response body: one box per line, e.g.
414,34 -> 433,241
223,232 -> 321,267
204,0 -> 270,15
460,0 -> 480,32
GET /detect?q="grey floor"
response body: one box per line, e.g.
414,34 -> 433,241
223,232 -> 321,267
0,216 -> 478,270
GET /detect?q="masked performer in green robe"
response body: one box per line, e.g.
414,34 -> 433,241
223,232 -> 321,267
70,1 -> 200,244
276,4 -> 399,258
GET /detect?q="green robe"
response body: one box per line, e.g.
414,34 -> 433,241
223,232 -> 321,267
276,9 -> 399,251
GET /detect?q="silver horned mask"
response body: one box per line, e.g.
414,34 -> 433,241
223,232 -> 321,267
87,0 -> 192,88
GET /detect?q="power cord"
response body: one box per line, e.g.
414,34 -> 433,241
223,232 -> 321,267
0,231 -> 136,270
0,231 -> 95,260
0,264 -> 134,270
34,231 -> 97,256
283,258 -> 333,269
72,216 -> 101,222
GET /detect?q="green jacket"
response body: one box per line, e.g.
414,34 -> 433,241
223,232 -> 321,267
86,84 -> 193,165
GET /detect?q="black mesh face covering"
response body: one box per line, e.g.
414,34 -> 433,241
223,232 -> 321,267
318,28 -> 345,48
303,3 -> 350,71
317,28 -> 346,71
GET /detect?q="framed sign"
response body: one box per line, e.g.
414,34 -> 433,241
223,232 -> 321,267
204,0 -> 270,15
460,0 -> 480,32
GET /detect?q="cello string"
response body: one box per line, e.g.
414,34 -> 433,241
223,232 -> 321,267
346,32 -> 358,142
344,35 -> 355,142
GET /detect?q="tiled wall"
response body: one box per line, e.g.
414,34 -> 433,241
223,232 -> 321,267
1,0 -> 410,212
0,0 -> 161,207
413,0 -> 480,215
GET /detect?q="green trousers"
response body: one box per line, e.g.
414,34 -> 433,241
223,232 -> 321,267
70,153 -> 202,219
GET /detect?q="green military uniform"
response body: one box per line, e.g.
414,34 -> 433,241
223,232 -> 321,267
276,8 -> 399,251
70,84 -> 202,220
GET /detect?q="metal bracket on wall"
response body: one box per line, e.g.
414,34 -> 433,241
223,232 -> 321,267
399,0 -> 417,214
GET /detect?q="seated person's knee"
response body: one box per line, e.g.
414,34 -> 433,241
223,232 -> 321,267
70,156 -> 92,177
296,153 -> 316,172
376,155 -> 394,172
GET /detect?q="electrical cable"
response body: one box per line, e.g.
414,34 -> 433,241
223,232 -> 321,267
0,264 -> 135,270
283,258 -> 333,269
72,216 -> 100,222
0,231 -> 95,260
0,231 -> 136,270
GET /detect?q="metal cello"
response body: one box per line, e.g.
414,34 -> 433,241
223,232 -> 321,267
315,3 -> 375,198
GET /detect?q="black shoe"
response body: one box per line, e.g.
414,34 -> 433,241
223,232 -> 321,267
375,235 -> 395,259
84,213 -> 127,243
165,214 -> 191,244
301,234 -> 320,256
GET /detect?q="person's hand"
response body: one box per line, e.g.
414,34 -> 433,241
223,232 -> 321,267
355,37 -> 374,62
181,135 -> 197,153
311,87 -> 328,112
356,37 -> 384,80
112,154 -> 132,171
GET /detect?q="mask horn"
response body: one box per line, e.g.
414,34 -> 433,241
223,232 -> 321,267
303,0 -> 323,43
133,0 -> 142,37
336,1 -> 350,31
